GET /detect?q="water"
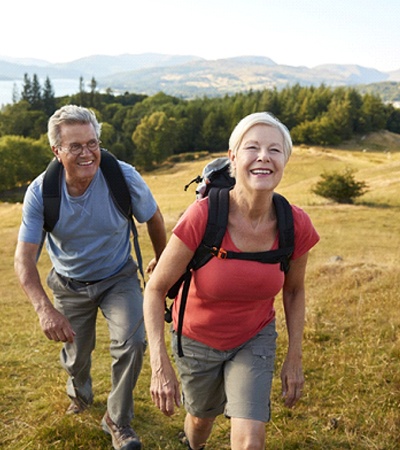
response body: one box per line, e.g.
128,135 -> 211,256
0,79 -> 82,107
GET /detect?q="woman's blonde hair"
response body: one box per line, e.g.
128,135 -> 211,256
229,112 -> 292,162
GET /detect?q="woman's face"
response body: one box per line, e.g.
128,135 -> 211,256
229,124 -> 286,193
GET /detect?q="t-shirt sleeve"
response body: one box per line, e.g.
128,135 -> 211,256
17,174 -> 45,245
173,198 -> 209,251
291,205 -> 320,259
119,161 -> 158,223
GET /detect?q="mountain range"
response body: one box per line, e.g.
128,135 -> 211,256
1,53 -> 400,99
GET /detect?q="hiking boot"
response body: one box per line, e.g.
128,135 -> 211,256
66,397 -> 90,415
178,431 -> 206,449
101,411 -> 142,450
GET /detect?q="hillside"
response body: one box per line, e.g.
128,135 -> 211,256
1,53 -> 400,100
2,144 -> 400,449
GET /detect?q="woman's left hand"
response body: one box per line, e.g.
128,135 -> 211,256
280,355 -> 304,408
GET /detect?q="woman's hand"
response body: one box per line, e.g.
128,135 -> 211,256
280,355 -> 304,408
150,357 -> 181,416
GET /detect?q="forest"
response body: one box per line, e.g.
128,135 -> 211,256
1,73 -> 400,192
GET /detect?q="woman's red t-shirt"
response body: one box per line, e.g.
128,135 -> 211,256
172,197 -> 319,351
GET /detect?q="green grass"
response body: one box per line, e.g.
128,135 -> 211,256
1,139 -> 400,449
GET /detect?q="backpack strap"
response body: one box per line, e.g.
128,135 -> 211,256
40,149 -> 145,283
38,157 -> 63,261
42,158 -> 63,232
170,187 -> 230,356
190,187 -> 230,270
171,187 -> 294,357
99,150 -> 145,284
194,190 -> 294,272
273,193 -> 295,272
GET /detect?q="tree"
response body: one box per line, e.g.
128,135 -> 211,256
360,93 -> 389,132
0,101 -> 47,138
312,168 -> 368,204
21,73 -> 33,104
0,135 -> 50,190
89,77 -> 99,108
31,74 -> 42,110
42,77 -> 56,116
12,83 -> 20,104
202,107 -> 230,151
386,105 -> 400,134
132,112 -> 177,170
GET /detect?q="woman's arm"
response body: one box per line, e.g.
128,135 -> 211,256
143,234 -> 194,416
280,252 -> 309,408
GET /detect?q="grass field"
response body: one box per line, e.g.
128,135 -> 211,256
1,132 -> 400,449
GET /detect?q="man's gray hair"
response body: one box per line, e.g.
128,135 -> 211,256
47,105 -> 102,148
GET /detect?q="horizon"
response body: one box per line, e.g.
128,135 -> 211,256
0,52 -> 398,73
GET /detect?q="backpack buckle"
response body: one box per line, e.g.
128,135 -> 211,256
213,247 -> 228,259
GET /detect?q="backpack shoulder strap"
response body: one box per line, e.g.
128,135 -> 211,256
171,187 -> 230,357
99,149 -> 145,283
99,149 -> 131,218
190,187 -> 230,270
42,158 -> 63,232
41,149 -> 145,283
42,149 -> 131,231
273,192 -> 295,270
219,193 -> 294,271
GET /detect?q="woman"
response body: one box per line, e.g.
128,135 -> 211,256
144,112 -> 319,450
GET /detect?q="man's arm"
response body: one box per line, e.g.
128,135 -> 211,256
145,206 -> 167,273
14,241 -> 75,343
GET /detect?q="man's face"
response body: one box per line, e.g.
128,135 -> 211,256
52,123 -> 101,187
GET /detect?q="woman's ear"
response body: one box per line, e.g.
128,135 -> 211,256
228,148 -> 236,167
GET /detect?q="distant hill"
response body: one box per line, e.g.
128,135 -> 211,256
1,53 -> 400,100
357,81 -> 400,104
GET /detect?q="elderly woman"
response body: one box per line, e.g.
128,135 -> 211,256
144,112 -> 319,450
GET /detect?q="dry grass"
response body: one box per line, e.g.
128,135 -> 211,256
1,138 -> 400,449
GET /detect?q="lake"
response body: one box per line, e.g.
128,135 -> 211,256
0,79 -> 82,107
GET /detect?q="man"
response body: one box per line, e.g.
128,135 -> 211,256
14,105 -> 166,450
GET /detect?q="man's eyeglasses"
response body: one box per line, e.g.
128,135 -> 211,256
58,139 -> 101,155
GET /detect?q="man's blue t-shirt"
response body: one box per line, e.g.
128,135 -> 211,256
18,160 -> 157,281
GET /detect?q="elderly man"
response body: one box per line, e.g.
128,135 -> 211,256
15,105 -> 166,450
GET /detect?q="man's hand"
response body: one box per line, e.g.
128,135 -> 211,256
146,257 -> 158,275
38,305 -> 75,343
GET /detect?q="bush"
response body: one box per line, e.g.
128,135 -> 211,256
312,168 -> 368,204
0,135 -> 51,191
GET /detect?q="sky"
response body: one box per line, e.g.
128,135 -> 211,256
2,0 -> 400,72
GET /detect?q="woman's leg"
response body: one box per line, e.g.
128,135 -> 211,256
184,413 -> 215,450
231,418 -> 265,450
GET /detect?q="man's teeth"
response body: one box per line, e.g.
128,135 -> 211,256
78,161 -> 93,166
251,169 -> 272,174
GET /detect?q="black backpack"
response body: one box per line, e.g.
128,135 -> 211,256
166,157 -> 295,357
40,149 -> 144,282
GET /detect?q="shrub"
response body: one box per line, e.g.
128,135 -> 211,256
312,168 -> 368,204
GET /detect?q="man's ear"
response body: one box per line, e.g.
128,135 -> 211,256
51,146 -> 62,162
